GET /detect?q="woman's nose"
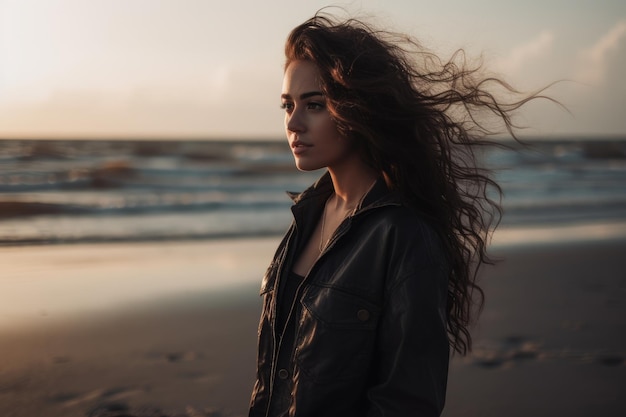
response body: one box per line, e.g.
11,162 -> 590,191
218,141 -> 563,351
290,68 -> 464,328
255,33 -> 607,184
286,109 -> 305,133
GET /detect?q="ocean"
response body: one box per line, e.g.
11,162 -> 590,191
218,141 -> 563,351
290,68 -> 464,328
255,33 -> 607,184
1,138 -> 625,246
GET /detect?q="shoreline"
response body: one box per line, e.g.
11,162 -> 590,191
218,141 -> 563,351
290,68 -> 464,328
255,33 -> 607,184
3,218 -> 626,249
3,221 -> 626,329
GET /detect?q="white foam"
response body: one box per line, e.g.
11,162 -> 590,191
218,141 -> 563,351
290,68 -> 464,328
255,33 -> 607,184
491,221 -> 626,248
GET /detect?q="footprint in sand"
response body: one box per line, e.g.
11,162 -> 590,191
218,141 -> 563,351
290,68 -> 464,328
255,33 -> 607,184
50,386 -> 146,407
596,354 -> 624,367
51,355 -> 71,364
179,371 -> 221,384
143,350 -> 205,363
471,335 -> 626,369
0,375 -> 30,395
87,402 -> 230,417
471,335 -> 544,369
165,351 -> 203,363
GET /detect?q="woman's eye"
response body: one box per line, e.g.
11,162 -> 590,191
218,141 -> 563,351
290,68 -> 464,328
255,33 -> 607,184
307,102 -> 324,110
280,101 -> 324,112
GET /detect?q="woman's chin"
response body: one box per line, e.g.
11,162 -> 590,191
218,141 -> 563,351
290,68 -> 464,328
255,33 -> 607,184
294,159 -> 323,172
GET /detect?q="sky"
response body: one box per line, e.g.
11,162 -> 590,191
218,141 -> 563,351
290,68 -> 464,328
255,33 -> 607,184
1,0 -> 625,140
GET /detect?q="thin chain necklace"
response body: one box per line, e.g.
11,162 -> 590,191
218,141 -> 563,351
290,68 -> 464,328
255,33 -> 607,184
319,179 -> 376,252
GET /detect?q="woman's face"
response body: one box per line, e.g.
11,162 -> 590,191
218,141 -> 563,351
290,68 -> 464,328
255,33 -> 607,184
281,60 -> 355,172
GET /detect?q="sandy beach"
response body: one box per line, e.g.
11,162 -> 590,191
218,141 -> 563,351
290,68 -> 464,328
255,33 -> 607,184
1,233 -> 625,416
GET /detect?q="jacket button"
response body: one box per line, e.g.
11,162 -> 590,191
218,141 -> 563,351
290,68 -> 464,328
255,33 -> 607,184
357,309 -> 370,322
278,368 -> 289,379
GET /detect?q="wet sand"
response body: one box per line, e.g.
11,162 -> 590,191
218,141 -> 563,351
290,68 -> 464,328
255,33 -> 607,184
1,235 -> 625,416
445,239 -> 626,417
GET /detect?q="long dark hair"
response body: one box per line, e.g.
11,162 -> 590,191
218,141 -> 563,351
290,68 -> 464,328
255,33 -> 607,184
285,12 -> 551,354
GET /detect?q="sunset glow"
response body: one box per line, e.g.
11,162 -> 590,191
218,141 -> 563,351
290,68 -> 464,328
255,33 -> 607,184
1,0 -> 625,139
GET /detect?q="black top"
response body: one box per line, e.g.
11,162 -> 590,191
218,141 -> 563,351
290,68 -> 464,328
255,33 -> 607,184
277,270 -> 305,335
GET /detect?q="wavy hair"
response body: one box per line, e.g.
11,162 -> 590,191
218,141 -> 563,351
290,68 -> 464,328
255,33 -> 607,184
285,12 -> 551,354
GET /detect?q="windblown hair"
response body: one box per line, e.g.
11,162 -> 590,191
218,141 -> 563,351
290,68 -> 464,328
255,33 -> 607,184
285,13 -> 547,355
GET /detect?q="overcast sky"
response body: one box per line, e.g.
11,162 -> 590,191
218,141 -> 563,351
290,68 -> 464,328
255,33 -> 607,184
1,0 -> 625,139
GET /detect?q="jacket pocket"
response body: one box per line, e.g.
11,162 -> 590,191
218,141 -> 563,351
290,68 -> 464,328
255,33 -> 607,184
295,286 -> 380,383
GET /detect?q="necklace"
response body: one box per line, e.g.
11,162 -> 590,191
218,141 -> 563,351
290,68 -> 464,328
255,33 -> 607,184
319,179 -> 377,252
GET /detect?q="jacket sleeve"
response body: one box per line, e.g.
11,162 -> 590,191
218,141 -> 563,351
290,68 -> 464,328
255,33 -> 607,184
366,227 -> 450,417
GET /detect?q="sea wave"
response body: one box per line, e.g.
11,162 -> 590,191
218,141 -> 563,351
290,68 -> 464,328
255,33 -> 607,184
2,138 -> 625,246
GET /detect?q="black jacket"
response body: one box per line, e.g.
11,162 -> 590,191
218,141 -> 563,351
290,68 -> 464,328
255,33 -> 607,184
249,173 -> 450,417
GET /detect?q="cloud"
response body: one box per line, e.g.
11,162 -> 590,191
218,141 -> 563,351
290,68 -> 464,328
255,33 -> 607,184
494,31 -> 555,76
576,20 -> 626,85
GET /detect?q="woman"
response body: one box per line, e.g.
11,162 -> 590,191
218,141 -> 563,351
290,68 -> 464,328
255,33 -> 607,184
249,12 -> 540,417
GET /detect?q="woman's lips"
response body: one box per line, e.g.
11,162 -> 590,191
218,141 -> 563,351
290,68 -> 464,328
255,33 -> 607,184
292,141 -> 312,155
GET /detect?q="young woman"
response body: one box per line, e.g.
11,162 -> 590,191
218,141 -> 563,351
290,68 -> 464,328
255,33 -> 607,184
249,12 -> 542,417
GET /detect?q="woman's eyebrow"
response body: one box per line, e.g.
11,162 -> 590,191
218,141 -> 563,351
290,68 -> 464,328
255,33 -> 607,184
281,91 -> 324,100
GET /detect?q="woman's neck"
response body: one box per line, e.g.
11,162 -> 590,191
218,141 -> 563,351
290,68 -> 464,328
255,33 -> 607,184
327,161 -> 379,212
